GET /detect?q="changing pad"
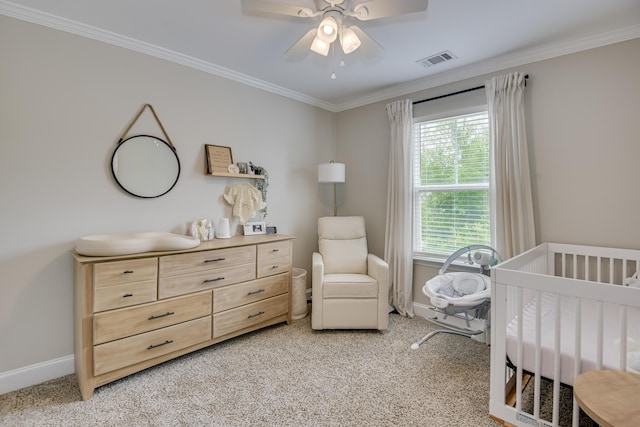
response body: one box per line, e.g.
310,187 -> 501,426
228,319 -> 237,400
75,231 -> 200,256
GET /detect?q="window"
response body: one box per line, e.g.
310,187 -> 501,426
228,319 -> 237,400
413,110 -> 491,258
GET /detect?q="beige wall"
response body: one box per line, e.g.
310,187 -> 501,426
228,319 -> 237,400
0,15 -> 336,376
337,38 -> 640,306
2,12 -> 639,389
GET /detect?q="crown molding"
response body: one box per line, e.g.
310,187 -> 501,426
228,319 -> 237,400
2,1 -> 638,114
335,23 -> 640,112
0,1 -> 338,111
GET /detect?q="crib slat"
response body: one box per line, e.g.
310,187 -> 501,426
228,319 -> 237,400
552,293 -> 561,426
620,305 -> 628,371
516,287 -> 524,411
533,291 -> 542,418
597,301 -> 604,369
534,291 -> 542,419
572,298 -> 582,427
584,255 -> 590,282
610,258 -> 614,284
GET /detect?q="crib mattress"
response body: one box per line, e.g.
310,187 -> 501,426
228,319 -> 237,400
506,293 -> 640,386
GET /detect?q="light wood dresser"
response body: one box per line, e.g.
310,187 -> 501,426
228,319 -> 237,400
72,234 -> 294,400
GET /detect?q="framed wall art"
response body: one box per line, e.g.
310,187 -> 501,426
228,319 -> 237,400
205,144 -> 233,174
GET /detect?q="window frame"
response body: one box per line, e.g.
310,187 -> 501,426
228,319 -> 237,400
412,105 -> 493,264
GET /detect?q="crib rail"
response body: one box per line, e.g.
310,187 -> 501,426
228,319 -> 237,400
490,243 -> 640,427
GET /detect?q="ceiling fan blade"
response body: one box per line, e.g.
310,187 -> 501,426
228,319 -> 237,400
284,28 -> 317,60
351,0 -> 428,21
241,0 -> 318,18
350,25 -> 383,59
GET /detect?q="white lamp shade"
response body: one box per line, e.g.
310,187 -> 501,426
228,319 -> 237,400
318,162 -> 346,183
310,36 -> 330,56
340,27 -> 361,54
316,16 -> 338,44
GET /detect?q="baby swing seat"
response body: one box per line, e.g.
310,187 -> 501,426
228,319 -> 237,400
424,272 -> 491,314
411,245 -> 500,349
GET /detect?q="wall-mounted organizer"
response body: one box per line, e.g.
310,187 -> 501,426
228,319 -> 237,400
208,171 -> 265,179
204,145 -> 264,179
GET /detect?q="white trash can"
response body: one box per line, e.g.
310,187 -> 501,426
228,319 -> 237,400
292,268 -> 308,320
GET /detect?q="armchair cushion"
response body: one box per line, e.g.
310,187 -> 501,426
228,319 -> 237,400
322,274 -> 378,298
319,240 -> 367,274
318,216 -> 368,274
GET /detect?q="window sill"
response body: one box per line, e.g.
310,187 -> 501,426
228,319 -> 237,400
413,255 -> 481,273
413,255 -> 446,268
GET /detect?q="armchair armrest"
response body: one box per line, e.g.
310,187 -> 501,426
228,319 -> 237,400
368,253 -> 390,330
311,252 -> 325,329
312,252 -> 325,290
367,254 -> 389,289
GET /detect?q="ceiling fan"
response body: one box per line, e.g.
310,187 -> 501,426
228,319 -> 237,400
241,0 -> 429,57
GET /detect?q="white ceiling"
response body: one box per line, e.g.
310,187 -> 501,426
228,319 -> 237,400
2,0 -> 639,112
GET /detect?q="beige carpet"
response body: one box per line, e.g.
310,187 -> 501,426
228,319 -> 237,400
1,313 -> 501,426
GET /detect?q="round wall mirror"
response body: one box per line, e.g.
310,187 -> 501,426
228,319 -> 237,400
111,135 -> 181,198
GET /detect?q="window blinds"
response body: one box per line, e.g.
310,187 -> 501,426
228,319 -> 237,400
413,111 -> 490,257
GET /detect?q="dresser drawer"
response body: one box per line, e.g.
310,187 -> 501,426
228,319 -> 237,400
94,280 -> 157,313
213,274 -> 288,313
94,258 -> 158,287
159,246 -> 256,277
213,294 -> 288,338
159,263 -> 255,299
257,256 -> 290,278
258,241 -> 290,263
94,291 -> 212,345
94,316 -> 211,376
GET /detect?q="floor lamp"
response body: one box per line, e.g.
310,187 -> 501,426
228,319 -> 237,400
318,161 -> 345,216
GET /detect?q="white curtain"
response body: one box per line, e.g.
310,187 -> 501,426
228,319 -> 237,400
385,99 -> 414,317
485,72 -> 536,259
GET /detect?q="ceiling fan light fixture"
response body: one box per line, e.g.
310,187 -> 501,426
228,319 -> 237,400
310,36 -> 330,56
317,16 -> 338,43
340,26 -> 361,54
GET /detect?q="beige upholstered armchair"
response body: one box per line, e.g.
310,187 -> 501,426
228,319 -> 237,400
311,216 -> 389,330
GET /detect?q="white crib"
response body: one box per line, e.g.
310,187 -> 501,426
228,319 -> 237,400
490,243 -> 640,427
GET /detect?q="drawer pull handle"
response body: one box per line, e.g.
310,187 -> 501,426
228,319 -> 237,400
271,265 -> 279,269
248,311 -> 265,319
147,340 -> 173,350
148,311 -> 175,320
204,257 -> 226,263
123,270 -> 134,274
272,249 -> 279,252
123,293 -> 133,298
204,277 -> 225,283
247,289 -> 265,296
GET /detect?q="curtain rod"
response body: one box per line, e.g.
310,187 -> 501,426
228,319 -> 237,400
413,74 -> 529,106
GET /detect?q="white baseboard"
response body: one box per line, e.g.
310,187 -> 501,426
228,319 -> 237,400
412,301 -> 432,319
0,354 -> 74,395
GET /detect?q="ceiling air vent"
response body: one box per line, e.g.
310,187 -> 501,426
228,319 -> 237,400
416,50 -> 457,68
